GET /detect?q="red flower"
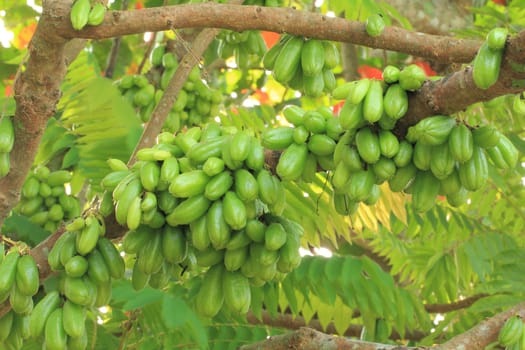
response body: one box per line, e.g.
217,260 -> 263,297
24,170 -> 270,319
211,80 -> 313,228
358,65 -> 383,80
135,1 -> 144,9
413,61 -> 437,77
332,101 -> 344,116
261,31 -> 279,48
492,0 -> 506,5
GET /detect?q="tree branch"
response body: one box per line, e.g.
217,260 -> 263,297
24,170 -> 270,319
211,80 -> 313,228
54,3 -> 481,63
238,327 -> 417,350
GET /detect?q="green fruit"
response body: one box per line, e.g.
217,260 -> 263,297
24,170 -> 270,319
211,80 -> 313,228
365,14 -> 385,37
262,127 -> 295,150
487,27 -> 508,51
458,146 -> 488,191
339,101 -> 364,130
137,232 -> 163,275
257,170 -> 280,206
393,140 -> 413,168
230,132 -> 252,162
87,2 -> 105,26
87,249 -> 110,284
224,246 -> 248,271
202,157 -> 225,177
245,219 -> 266,243
47,170 -> 72,186
150,45 -> 166,66
430,143 -> 456,180
472,124 -> 501,148
44,308 -> 67,350
301,39 -> 325,76
190,215 -> 210,251
448,124 -> 474,163
246,138 -> 265,171
472,42 -> 503,90
140,161 -> 161,192
0,249 -> 19,295
0,311 -> 13,342
204,171 -> 233,201
97,237 -> 125,279
440,170 -> 462,195
264,223 -> 287,251
303,73 -> 325,97
276,143 -> 308,181
161,226 -> 187,264
207,200 -> 231,249
323,68 -> 337,93
413,142 -> 432,170
262,36 -> 288,70
169,170 -> 210,198
9,284 -> 33,314
65,255 -> 88,278
407,116 -> 456,146
323,41 -> 340,69
486,134 -> 519,169
70,0 -> 90,30
273,36 -> 304,83
411,171 -> 441,213
222,271 -> 251,314
223,191 -> 248,230
48,233 -> 72,271
166,195 -> 210,226
382,65 -> 400,83
234,169 -> 258,202
332,162 -> 351,191
282,105 -> 305,126
195,265 -> 224,318
355,128 -> 381,164
389,163 -> 417,192
76,217 -> 101,256
15,255 -> 39,296
0,116 -> 14,153
372,157 -> 396,183
378,130 -> 400,158
363,79 -> 384,123
303,111 -> 326,134
498,315 -> 524,347
348,169 -> 375,201
63,300 -> 86,338
446,187 -> 469,207
383,84 -> 408,120
308,134 -> 336,156
399,64 -> 427,91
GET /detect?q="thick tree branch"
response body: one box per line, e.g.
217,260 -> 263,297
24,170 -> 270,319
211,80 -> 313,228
54,3 -> 481,64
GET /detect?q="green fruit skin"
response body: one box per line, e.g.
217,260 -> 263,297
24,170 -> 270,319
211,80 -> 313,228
472,124 -> 500,148
301,39 -> 325,76
379,130 -> 400,158
303,73 -> 325,97
166,195 -> 211,226
458,146 -> 488,191
65,255 -> 89,278
448,124 -> 474,163
44,308 -> 67,350
308,134 -> 336,156
383,84 -> 408,120
363,79 -> 384,123
87,249 -> 111,284
262,127 -> 295,150
273,36 -> 304,83
64,277 -> 92,306
0,249 -> 20,295
282,105 -> 305,126
323,41 -> 340,69
339,101 -> 365,130
356,128 -> 381,164
411,171 -> 441,213
486,134 -> 518,169
223,191 -> 247,230
389,164 -> 417,192
234,169 -> 259,202
70,0 -> 91,30
257,170 -> 279,206
97,237 -> 125,279
372,157 -> 397,183
222,271 -> 251,314
76,218 -> 101,256
207,200 -> 231,250
161,226 -> 187,264
366,14 -> 385,37
430,143 -> 456,180
48,233 -> 72,271
62,300 -> 86,338
472,42 -> 503,90
0,310 -> 13,342
15,255 -> 40,296
131,263 -> 150,291
137,233 -> 163,275
498,315 -> 524,347
393,140 -> 413,167
487,27 -> 508,51
204,171 -> 233,201
224,246 -> 248,271
187,137 -> 225,164
87,3 -> 105,26
277,143 -> 308,181
348,169 -> 375,202
264,223 -> 287,251
413,142 -> 432,171
169,170 -> 210,198
0,116 -> 14,153
196,265 -> 225,318
190,215 -> 210,251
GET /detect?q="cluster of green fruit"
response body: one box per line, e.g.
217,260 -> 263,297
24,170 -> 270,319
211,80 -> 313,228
0,116 -> 14,178
0,246 -> 40,349
216,30 -> 267,69
118,47 -> 223,131
473,27 -> 508,90
331,66 -> 518,212
100,124 -> 303,317
263,35 -> 339,97
13,167 -> 81,233
497,315 -> 525,350
25,214 -> 125,350
70,0 -> 105,30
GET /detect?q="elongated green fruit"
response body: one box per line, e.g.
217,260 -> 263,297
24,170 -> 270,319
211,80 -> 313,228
487,27 -> 508,50
276,143 -> 308,181
30,291 -> 61,338
44,308 -> 67,350
70,0 -> 91,30
63,300 -> 86,338
87,3 -> 105,26
15,255 -> 39,296
383,84 -> 408,120
301,39 -> 325,76
0,116 -> 14,153
273,36 -> 304,83
0,249 -> 20,295
366,14 -> 385,37
472,42 -> 503,90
